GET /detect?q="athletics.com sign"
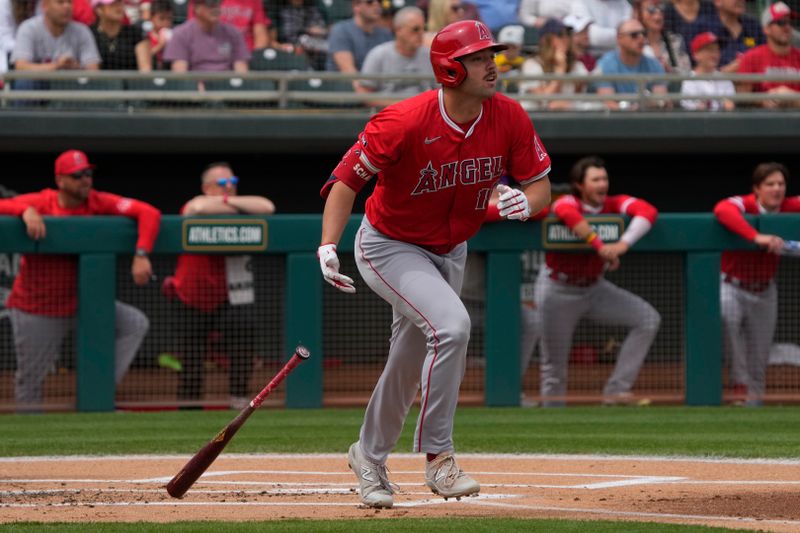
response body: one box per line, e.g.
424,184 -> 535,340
542,217 -> 625,250
182,219 -> 268,252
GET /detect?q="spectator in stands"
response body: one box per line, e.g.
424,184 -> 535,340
517,0 -> 572,28
357,6 -> 433,106
711,0 -> 765,72
189,0 -> 270,51
163,162 -> 275,409
146,0 -> 173,69
0,0 -> 37,73
91,0 -> 151,70
635,0 -> 691,73
470,0 -> 518,33
664,0 -> 717,50
736,1 -> 800,108
164,0 -> 250,72
423,0 -> 473,47
680,31 -> 735,110
519,18 -> 589,110
714,162 -> 800,407
594,19 -> 669,110
275,0 -> 328,69
570,0 -> 633,57
0,149 -> 159,410
326,0 -> 391,72
564,13 -> 596,71
494,24 -> 525,78
12,0 -> 101,76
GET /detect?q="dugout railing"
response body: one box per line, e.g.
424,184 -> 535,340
1,213 -> 796,412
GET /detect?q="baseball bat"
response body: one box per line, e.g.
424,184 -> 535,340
165,345 -> 311,498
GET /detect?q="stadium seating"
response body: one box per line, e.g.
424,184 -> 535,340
250,47 -> 312,71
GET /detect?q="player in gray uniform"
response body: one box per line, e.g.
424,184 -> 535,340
537,157 -> 660,407
317,20 -> 552,508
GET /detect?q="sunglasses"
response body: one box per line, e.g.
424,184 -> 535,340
408,25 -> 424,32
67,169 -> 93,179
771,18 -> 791,27
360,0 -> 379,4
621,30 -> 647,39
451,4 -> 464,12
216,176 -> 239,186
645,5 -> 663,14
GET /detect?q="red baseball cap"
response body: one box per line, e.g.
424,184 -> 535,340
761,2 -> 792,26
690,32 -> 719,56
54,150 -> 95,176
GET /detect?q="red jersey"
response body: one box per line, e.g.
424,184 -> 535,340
0,189 -> 160,317
547,194 -> 658,281
171,203 -> 227,312
714,194 -> 800,283
189,0 -> 269,51
737,44 -> 800,92
322,89 -> 551,254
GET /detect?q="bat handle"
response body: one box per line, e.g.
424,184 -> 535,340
251,345 -> 310,408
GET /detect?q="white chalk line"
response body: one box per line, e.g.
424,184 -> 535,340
465,499 -> 800,529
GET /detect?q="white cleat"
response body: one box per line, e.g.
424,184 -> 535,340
425,452 -> 480,500
347,441 -> 397,508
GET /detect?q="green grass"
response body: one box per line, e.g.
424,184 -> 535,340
2,406 -> 800,458
0,519 -> 740,532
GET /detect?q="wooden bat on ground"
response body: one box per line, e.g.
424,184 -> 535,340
166,345 -> 311,498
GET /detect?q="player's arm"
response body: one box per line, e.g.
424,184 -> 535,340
183,195 -> 275,215
599,196 -> 658,262
318,181 -> 357,293
714,196 -> 783,254
0,192 -> 47,240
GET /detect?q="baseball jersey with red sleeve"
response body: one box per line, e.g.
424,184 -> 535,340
171,202 -> 228,313
0,189 -> 161,316
737,45 -> 800,92
321,89 -> 551,254
714,193 -> 800,283
546,194 -> 658,281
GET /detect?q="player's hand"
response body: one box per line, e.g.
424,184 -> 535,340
754,233 -> 784,255
132,255 -> 153,286
496,184 -> 530,221
22,206 -> 46,240
598,241 -> 629,263
318,243 -> 356,293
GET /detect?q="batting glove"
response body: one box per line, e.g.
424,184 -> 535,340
317,243 -> 356,294
496,184 -> 530,221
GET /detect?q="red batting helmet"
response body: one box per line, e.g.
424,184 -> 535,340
430,20 -> 508,88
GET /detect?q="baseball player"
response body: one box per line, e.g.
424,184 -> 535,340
318,20 -> 551,508
713,162 -> 800,407
538,156 -> 660,407
0,150 -> 161,410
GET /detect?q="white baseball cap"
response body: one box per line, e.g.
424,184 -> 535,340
563,14 -> 592,33
497,24 -> 525,47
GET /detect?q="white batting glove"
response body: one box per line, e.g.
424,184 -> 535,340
317,244 -> 356,294
496,184 -> 530,221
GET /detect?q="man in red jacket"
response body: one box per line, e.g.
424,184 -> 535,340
713,162 -> 800,407
538,156 -> 661,407
0,149 -> 161,410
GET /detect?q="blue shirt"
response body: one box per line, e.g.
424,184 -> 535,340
471,0 -> 520,33
325,18 -> 392,72
700,14 -> 765,68
594,50 -> 666,93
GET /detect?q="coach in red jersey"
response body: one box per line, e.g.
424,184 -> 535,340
714,162 -> 800,407
538,156 -> 660,407
0,149 -> 160,410
317,20 -> 551,508
164,162 -> 275,408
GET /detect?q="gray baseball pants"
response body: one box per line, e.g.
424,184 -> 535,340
720,280 -> 776,400
9,302 -> 149,406
354,217 -> 468,465
537,269 -> 661,406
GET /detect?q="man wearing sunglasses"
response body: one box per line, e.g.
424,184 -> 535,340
318,20 -> 551,508
736,1 -> 800,108
326,0 -> 392,73
0,149 -> 160,410
163,162 -> 275,409
357,6 -> 434,106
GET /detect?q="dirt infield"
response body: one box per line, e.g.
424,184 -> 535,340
2,454 -> 800,531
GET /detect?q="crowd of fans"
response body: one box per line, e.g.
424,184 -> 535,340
0,0 -> 798,108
